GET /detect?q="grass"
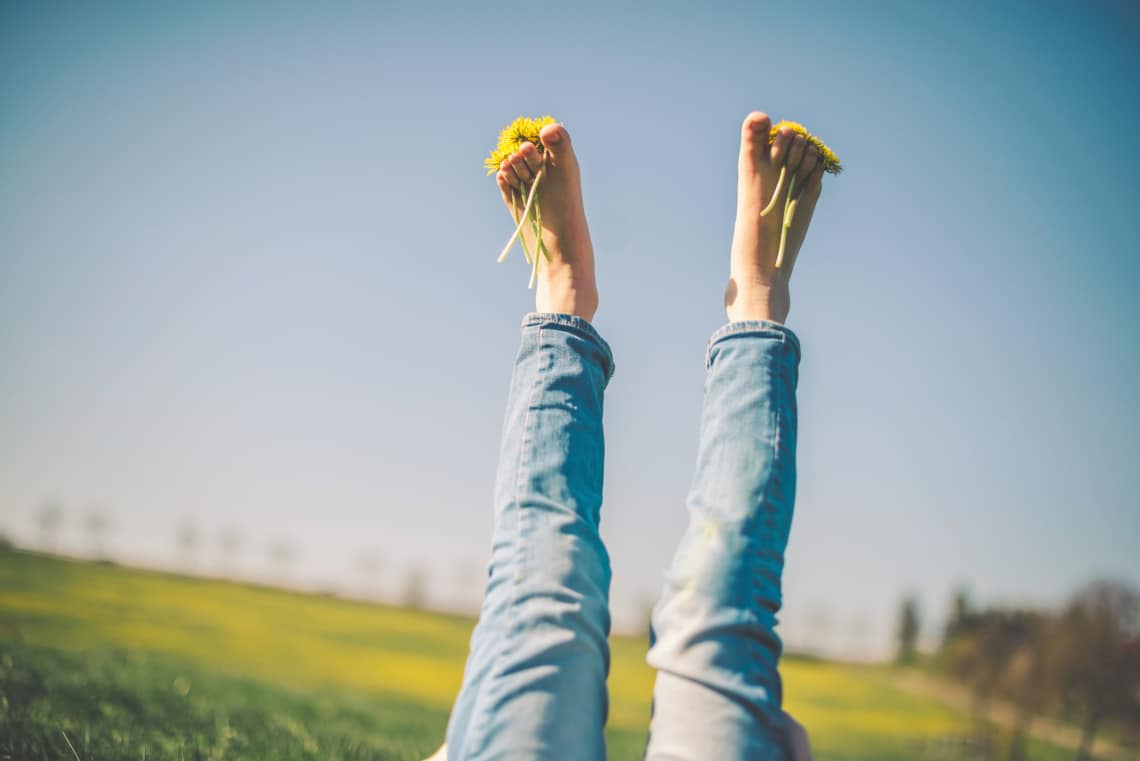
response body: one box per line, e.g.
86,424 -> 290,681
1,641 -> 445,761
0,548 -> 1081,760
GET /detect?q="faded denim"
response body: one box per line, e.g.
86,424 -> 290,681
446,313 -> 615,761
446,314 -> 798,761
645,321 -> 799,761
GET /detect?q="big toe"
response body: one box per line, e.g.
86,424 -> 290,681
740,112 -> 772,157
539,123 -> 577,170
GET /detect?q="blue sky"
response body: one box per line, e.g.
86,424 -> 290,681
2,1 -> 1138,656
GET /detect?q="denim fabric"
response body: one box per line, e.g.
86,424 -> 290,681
446,313 -> 616,761
445,316 -> 798,761
645,321 -> 800,761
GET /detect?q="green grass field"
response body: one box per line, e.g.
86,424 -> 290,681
0,548 -> 1080,760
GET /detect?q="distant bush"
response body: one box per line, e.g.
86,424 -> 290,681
937,580 -> 1140,760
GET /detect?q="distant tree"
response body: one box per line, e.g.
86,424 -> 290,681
36,500 -> 64,552
449,558 -> 481,614
896,595 -> 921,665
217,527 -> 242,575
176,520 -> 199,570
1000,612 -> 1056,761
807,604 -> 834,656
402,566 -> 427,610
83,508 -> 110,559
1053,581 -> 1140,761
965,611 -> 1027,718
944,584 -> 976,645
847,611 -> 872,661
268,539 -> 297,582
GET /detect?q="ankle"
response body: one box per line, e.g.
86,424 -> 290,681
724,280 -> 790,324
536,278 -> 599,322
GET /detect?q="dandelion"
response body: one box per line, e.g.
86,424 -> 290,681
760,120 -> 843,268
486,116 -> 557,288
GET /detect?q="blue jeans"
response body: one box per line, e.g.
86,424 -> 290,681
445,313 -> 800,761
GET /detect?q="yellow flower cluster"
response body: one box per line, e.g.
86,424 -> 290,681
769,120 -> 843,174
485,114 -> 841,279
484,115 -> 558,175
487,115 -> 560,287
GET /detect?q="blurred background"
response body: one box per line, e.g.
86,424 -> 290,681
1,1 -> 1138,759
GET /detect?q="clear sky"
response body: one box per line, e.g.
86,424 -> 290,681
2,1 -> 1138,657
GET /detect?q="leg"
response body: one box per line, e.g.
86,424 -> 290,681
444,125 -> 613,761
645,113 -> 825,761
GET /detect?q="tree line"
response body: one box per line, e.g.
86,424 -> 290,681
27,500 -> 474,611
897,581 -> 1139,761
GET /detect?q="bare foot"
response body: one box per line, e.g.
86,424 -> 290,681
497,124 -> 599,322
725,112 -> 826,324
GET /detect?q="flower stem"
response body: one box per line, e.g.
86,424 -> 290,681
760,165 -> 786,217
497,168 -> 544,263
534,196 -> 550,262
508,189 -> 534,264
528,225 -> 540,289
531,197 -> 544,268
776,174 -> 796,268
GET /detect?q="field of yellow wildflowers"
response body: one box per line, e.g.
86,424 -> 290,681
0,548 -> 1077,760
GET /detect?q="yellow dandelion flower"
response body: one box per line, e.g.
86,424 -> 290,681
484,115 -> 558,175
759,119 -> 843,268
485,114 -> 842,281
487,115 -> 559,288
768,120 -> 843,174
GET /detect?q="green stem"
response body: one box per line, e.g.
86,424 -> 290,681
534,197 -> 550,263
760,165 -> 786,217
531,196 -> 545,270
776,174 -> 796,268
497,168 -> 544,263
501,188 -> 531,264
528,223 -> 540,289
513,189 -> 534,264
528,196 -> 540,288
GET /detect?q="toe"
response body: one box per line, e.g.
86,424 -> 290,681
499,159 -> 519,191
806,163 -> 825,198
539,123 -> 577,169
519,141 -> 544,176
742,111 -> 772,141
769,126 -> 794,165
797,145 -> 819,184
740,112 -> 772,165
497,170 -> 518,205
508,153 -> 534,185
786,135 -> 807,175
